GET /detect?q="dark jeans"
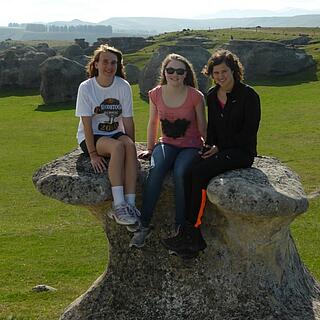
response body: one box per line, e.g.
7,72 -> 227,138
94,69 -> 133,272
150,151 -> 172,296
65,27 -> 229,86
140,143 -> 200,228
185,148 -> 254,226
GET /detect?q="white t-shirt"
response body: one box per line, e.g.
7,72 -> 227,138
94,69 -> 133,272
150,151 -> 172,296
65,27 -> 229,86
75,76 -> 133,144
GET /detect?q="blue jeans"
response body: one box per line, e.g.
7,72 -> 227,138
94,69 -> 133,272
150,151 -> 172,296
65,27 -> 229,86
140,143 -> 200,228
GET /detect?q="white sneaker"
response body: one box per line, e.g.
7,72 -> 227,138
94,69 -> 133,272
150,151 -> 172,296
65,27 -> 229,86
107,203 -> 137,226
129,226 -> 152,248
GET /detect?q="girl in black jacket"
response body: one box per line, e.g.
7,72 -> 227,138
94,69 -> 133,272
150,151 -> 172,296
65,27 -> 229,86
161,49 -> 261,258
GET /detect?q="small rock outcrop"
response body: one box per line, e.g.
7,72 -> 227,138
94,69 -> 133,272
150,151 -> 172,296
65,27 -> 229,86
139,45 -> 211,100
32,144 -> 320,320
223,40 -> 316,81
39,56 -> 86,104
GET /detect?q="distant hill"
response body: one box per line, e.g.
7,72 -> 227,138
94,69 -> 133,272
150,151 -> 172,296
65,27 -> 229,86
1,15 -> 320,42
99,15 -> 320,33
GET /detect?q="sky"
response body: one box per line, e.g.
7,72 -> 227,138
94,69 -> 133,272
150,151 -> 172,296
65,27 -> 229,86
2,0 -> 320,26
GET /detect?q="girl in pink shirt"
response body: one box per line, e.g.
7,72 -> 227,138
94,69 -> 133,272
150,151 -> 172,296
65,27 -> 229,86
129,53 -> 206,248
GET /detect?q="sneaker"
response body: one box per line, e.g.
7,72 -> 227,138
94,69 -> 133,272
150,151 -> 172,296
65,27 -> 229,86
107,203 -> 137,226
126,205 -> 141,232
127,204 -> 141,218
126,223 -> 140,233
129,226 -> 153,248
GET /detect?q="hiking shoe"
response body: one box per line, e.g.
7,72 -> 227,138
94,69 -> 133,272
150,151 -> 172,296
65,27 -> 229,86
168,248 -> 199,259
129,226 -> 153,248
107,203 -> 137,226
161,222 -> 207,254
126,205 -> 141,232
126,223 -> 140,233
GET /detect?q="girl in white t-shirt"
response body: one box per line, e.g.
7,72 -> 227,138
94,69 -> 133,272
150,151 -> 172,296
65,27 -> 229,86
75,44 -> 140,226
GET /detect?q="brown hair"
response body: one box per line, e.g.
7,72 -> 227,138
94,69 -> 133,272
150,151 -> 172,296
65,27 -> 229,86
203,49 -> 244,82
159,53 -> 198,88
86,44 -> 126,79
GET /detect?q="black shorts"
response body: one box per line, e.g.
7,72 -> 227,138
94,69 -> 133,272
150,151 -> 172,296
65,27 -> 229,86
80,132 -> 126,156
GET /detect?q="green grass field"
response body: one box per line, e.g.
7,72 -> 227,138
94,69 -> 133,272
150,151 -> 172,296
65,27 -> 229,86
1,28 -> 320,319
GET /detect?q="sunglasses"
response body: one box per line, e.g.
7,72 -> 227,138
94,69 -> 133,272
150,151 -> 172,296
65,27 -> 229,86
165,67 -> 187,75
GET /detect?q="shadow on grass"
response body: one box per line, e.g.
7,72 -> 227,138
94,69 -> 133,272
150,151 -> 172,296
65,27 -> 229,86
248,65 -> 318,87
35,101 -> 75,112
0,88 -> 39,98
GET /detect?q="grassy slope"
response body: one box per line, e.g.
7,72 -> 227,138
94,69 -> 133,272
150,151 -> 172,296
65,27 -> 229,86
0,28 -> 319,319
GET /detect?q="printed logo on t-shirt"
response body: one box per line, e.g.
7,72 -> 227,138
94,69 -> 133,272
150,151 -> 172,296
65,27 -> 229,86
160,118 -> 190,139
94,98 -> 122,132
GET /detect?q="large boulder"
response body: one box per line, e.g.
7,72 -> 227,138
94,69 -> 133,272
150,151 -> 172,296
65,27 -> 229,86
0,45 -> 49,88
39,56 -> 86,104
139,45 -> 211,100
32,144 -> 320,320
223,40 -> 316,81
125,63 -> 140,84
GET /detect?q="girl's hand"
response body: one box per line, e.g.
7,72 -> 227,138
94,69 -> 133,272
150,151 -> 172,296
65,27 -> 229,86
90,153 -> 107,173
138,150 -> 152,160
200,145 -> 219,159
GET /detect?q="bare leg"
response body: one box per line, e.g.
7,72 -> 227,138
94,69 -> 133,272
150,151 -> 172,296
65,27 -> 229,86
118,135 -> 137,194
96,137 -> 125,186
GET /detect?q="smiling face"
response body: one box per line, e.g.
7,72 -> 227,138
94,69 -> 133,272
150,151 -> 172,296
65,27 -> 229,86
212,62 -> 235,91
95,51 -> 118,82
164,59 -> 187,87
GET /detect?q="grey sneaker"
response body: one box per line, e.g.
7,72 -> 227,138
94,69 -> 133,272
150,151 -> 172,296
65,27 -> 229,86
126,205 -> 141,232
126,223 -> 140,233
107,203 -> 137,226
129,226 -> 152,248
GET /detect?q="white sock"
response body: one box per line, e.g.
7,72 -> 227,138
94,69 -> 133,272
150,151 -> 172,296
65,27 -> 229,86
125,194 -> 136,206
111,186 -> 125,207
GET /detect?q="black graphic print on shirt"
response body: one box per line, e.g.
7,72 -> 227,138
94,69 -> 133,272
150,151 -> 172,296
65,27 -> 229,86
94,98 -> 122,132
160,118 -> 190,139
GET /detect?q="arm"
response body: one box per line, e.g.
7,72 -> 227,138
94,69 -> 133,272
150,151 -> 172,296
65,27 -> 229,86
138,98 -> 159,160
194,97 -> 207,142
82,116 -> 107,173
233,89 -> 261,149
82,116 -> 96,154
146,98 -> 159,152
122,117 -> 135,142
205,91 -> 218,147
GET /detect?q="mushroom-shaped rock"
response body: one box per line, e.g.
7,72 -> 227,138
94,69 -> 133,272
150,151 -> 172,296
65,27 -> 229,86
32,145 -> 320,320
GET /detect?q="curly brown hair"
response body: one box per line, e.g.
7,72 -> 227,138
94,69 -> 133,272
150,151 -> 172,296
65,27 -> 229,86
86,44 -> 126,79
202,49 -> 244,82
159,53 -> 198,88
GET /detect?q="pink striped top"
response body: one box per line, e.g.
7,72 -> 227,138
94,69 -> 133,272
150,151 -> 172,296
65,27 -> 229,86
149,85 -> 204,148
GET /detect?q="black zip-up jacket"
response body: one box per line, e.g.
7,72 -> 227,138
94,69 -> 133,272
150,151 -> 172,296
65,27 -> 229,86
206,81 -> 261,157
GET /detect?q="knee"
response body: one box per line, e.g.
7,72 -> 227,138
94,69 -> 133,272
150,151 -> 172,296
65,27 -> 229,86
123,139 -> 136,153
112,140 -> 125,155
173,166 -> 187,183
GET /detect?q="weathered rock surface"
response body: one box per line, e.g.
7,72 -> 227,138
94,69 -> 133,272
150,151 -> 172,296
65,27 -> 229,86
32,144 -> 320,320
125,63 -> 140,84
39,56 -> 86,104
138,45 -> 211,99
0,44 -> 51,88
223,40 -> 316,81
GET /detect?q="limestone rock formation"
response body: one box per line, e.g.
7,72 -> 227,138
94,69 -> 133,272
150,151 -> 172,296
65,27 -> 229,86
138,45 -> 211,100
39,56 -> 86,104
125,63 -> 140,84
223,40 -> 316,81
32,144 -> 320,320
0,45 -> 50,88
